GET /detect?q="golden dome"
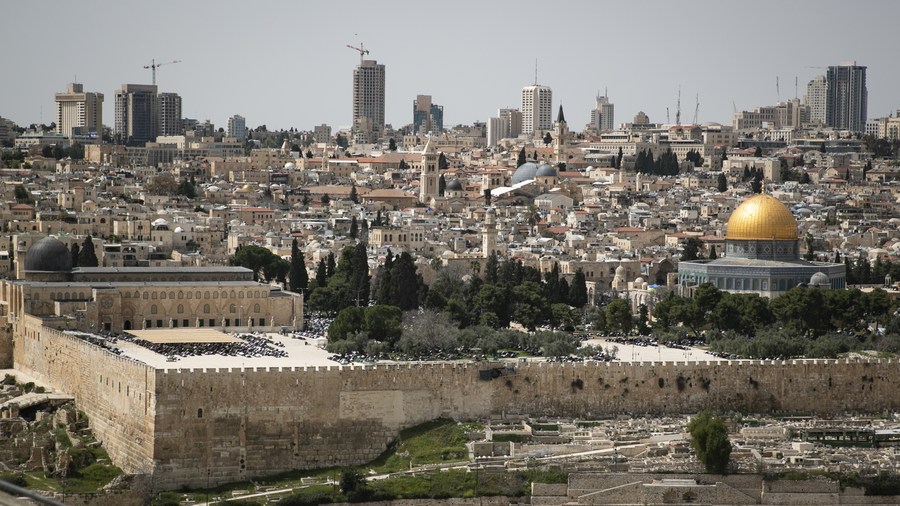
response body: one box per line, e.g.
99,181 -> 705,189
726,194 -> 798,241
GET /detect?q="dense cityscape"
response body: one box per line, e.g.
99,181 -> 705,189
2,15 -> 900,505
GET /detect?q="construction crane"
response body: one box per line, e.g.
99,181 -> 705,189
143,59 -> 181,86
346,42 -> 369,64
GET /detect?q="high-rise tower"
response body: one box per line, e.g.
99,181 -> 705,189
227,115 -> 246,139
521,85 -> 552,136
804,75 -> 827,126
55,83 -> 104,138
413,95 -> 444,135
826,62 -> 867,132
114,84 -> 158,145
352,59 -> 386,143
590,92 -> 615,131
157,92 -> 183,136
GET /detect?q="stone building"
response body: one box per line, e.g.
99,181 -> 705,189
2,236 -> 303,333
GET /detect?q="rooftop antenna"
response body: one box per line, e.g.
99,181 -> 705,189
346,40 -> 369,64
675,86 -> 681,126
666,107 -> 670,124
534,59 -> 538,85
795,76 -> 798,100
776,76 -> 780,102
693,93 -> 700,125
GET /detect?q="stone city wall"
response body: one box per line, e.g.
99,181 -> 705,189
151,359 -> 900,489
13,316 -> 157,475
13,324 -> 900,490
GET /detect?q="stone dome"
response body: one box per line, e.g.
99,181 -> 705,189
511,162 -> 539,185
615,265 -> 626,276
535,163 -> 557,177
810,271 -> 830,286
24,237 -> 72,272
726,194 -> 798,241
446,179 -> 463,191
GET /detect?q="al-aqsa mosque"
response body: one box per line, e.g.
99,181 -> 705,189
677,193 -> 846,297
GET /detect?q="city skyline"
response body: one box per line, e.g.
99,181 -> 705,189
2,0 -> 899,133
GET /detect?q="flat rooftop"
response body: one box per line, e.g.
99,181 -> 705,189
126,329 -> 244,344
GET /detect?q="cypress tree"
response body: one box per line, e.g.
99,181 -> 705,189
315,258 -> 328,288
349,216 -> 358,239
569,269 -> 588,307
376,250 -> 395,305
326,252 -> 336,279
70,243 -> 80,268
289,238 -> 308,295
78,235 -> 99,267
517,147 -> 526,167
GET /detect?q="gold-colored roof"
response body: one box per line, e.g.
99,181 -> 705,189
726,194 -> 798,241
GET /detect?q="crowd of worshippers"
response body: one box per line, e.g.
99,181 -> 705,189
67,331 -> 288,361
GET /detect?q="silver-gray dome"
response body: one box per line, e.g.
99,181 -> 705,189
535,163 -> 557,177
511,162 -> 539,185
446,179 -> 463,191
24,237 -> 73,272
809,271 -> 830,287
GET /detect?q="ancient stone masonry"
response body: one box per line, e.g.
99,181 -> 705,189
13,324 -> 900,489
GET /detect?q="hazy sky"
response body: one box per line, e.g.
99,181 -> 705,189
3,0 -> 898,133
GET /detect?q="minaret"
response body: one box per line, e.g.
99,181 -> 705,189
483,207 -> 498,258
419,137 -> 440,203
554,105 -> 568,165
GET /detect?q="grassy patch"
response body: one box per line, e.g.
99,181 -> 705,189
365,418 -> 481,473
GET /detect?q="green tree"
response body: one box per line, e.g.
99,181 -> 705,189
349,216 -> 358,239
390,252 -> 420,310
688,412 -> 732,474
289,238 -> 308,296
484,251 -> 499,285
176,178 -> 197,199
229,245 -> 289,283
328,306 -> 365,341
682,237 -> 703,261
716,173 -> 727,193
14,185 -> 32,204
543,132 -> 552,145
349,183 -> 358,204
616,146 -> 623,169
363,305 -> 402,344
388,138 -> 397,151
753,146 -> 763,157
70,243 -> 80,268
605,298 -> 633,334
438,152 -> 449,170
438,174 -> 446,196
78,235 -> 99,267
314,258 -> 328,289
517,147 -> 526,167
569,269 -> 588,308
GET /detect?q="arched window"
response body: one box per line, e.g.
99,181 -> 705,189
161,292 -> 167,300
150,304 -> 158,315
253,304 -> 260,313
203,304 -> 210,313
177,304 -> 184,314
230,304 -> 237,313
151,292 -> 157,300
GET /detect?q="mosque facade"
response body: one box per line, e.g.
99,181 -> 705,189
677,193 -> 846,297
0,236 -> 303,348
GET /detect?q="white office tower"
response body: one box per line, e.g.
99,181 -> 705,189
804,75 -> 827,126
55,83 -> 104,137
521,85 -> 552,136
590,93 -> 615,131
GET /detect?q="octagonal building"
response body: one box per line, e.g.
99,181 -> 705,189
677,194 -> 846,297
